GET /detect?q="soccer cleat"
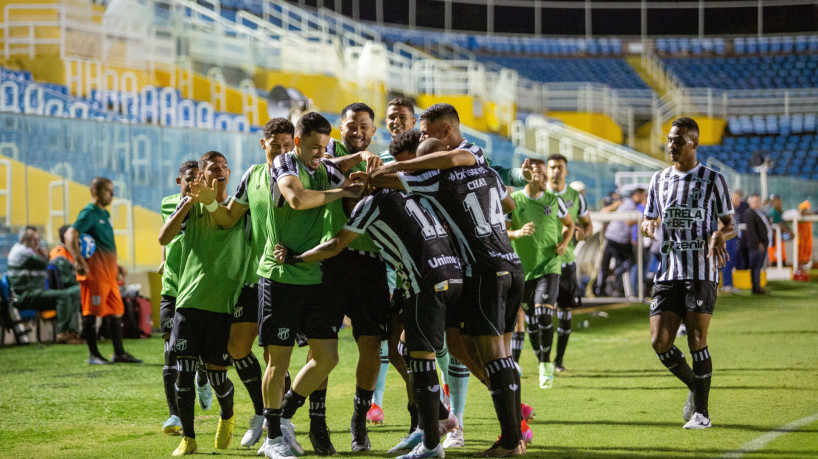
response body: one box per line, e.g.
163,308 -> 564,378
554,362 -> 566,373
520,420 -> 533,445
472,439 -> 522,458
442,428 -> 465,449
111,352 -> 143,364
438,410 -> 459,438
280,418 -> 304,456
196,379 -> 213,411
683,391 -> 695,422
308,425 -> 336,456
397,442 -> 446,458
350,424 -> 371,452
388,428 -> 424,453
88,354 -> 110,365
367,403 -> 385,425
163,415 -> 183,435
242,414 -> 265,447
538,362 -> 555,389
215,413 -> 236,449
683,412 -> 712,429
172,436 -> 198,456
259,437 -> 298,459
520,403 -> 535,423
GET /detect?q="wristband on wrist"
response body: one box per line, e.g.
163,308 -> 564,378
283,250 -> 303,265
204,200 -> 219,212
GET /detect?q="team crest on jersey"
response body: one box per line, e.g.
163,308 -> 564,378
543,207 -> 552,215
690,188 -> 703,201
175,339 -> 188,351
278,328 -> 290,340
233,306 -> 243,318
565,199 -> 574,208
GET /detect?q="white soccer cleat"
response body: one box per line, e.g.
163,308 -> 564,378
397,442 -> 446,458
280,418 -> 304,456
442,428 -> 465,449
242,414 -> 265,447
683,391 -> 695,422
258,437 -> 298,459
683,412 -> 712,429
438,410 -> 459,438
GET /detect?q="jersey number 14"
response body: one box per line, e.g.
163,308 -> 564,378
463,189 -> 504,237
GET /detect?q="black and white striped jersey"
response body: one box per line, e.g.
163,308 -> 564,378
344,189 -> 463,295
644,163 -> 734,283
398,163 -> 522,276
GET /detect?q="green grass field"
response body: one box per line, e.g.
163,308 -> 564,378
2,278 -> 818,458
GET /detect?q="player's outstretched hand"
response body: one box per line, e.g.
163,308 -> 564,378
189,174 -> 217,205
349,171 -> 369,184
343,182 -> 365,198
641,218 -> 659,240
708,231 -> 729,269
574,227 -> 586,242
361,151 -> 383,174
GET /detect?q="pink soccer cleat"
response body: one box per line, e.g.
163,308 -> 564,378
366,403 -> 384,425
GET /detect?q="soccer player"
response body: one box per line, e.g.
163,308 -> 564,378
65,177 -> 141,365
158,161 -> 214,435
641,117 -> 736,430
158,151 -> 249,455
371,106 -> 526,456
191,118 -> 295,448
506,160 -> 574,390
272,137 -> 464,459
253,112 -> 367,459
379,96 -> 417,164
544,154 -> 593,376
322,102 -> 390,452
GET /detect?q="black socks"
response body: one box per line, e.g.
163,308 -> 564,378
234,353 -> 264,416
691,347 -> 712,417
411,358 -> 441,450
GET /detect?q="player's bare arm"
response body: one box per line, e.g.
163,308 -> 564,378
158,197 -> 195,246
507,221 -> 535,241
576,214 -> 593,241
278,174 -> 361,210
329,151 -> 383,174
708,214 -> 737,268
377,148 -> 476,174
274,229 -> 360,265
64,226 -> 89,277
362,169 -> 406,191
556,215 -> 575,256
501,193 -> 516,214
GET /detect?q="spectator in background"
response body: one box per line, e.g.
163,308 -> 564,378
733,189 -> 750,270
8,226 -> 83,344
743,193 -> 771,295
797,200 -> 813,268
600,191 -> 622,213
767,194 -> 792,265
49,225 -> 81,292
595,188 -> 646,297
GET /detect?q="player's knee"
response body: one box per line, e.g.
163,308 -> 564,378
686,334 -> 706,352
650,334 -> 672,353
228,338 -> 253,360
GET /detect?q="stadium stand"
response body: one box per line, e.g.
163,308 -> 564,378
697,133 -> 818,180
662,54 -> 818,89
480,57 -> 651,90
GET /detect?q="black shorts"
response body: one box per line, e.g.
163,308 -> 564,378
170,307 -> 233,366
522,273 -> 560,311
650,280 -> 717,318
160,295 -> 176,336
322,250 -> 389,340
459,270 -> 524,336
556,263 -> 578,310
258,277 -> 342,347
401,281 -> 462,353
232,283 -> 259,324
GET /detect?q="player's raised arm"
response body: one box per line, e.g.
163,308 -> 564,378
329,150 -> 383,174
158,196 -> 195,246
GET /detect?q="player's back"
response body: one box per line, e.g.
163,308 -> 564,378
400,162 -> 521,275
346,188 -> 462,294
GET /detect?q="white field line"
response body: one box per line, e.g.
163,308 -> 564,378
721,413 -> 818,458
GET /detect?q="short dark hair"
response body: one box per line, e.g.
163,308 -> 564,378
58,225 -> 70,245
388,130 -> 421,158
263,117 -> 295,140
341,102 -> 375,123
546,153 -> 568,165
419,103 -> 459,124
387,97 -> 415,112
178,160 -> 198,177
295,112 -> 332,137
671,117 -> 699,137
90,176 -> 112,193
199,151 -> 226,170
19,225 -> 38,243
749,192 -> 761,199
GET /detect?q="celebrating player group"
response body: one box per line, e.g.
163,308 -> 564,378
156,97 -> 731,458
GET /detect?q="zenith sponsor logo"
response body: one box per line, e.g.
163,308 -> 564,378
660,239 -> 706,254
488,250 -> 520,261
428,254 -> 461,268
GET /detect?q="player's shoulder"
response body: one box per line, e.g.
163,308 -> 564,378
162,193 -> 182,205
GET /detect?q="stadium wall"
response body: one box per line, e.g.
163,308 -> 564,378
546,112 -> 623,144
